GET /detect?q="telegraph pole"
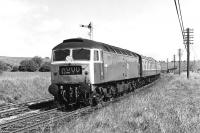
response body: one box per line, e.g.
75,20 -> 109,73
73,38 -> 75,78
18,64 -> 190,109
178,49 -> 181,75
184,28 -> 193,79
174,54 -> 176,74
80,22 -> 93,40
187,35 -> 190,79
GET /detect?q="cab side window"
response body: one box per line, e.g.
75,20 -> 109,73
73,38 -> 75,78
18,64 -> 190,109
94,50 -> 99,61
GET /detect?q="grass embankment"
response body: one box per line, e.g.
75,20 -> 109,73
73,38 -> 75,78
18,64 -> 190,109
58,73 -> 200,133
0,72 -> 51,105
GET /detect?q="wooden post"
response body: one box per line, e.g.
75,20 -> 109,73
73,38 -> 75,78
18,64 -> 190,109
178,49 -> 181,75
186,28 -> 190,79
167,58 -> 168,73
174,54 -> 176,74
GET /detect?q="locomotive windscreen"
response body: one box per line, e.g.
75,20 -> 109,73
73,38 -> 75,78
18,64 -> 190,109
53,48 -> 90,61
72,48 -> 90,60
53,49 -> 70,61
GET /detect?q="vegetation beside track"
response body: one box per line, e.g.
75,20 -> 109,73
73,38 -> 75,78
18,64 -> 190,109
0,72 -> 51,105
57,72 -> 200,133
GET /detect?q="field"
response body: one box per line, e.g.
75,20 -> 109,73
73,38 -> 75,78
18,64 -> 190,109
0,72 -> 52,105
58,72 -> 200,133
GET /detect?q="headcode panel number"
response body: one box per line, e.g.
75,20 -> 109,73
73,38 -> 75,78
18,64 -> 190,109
59,66 -> 82,75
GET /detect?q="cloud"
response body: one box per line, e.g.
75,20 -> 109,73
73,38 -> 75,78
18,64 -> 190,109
0,0 -> 63,57
34,19 -> 63,33
0,0 -> 30,17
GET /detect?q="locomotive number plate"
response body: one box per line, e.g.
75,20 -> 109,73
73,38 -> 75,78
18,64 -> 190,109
59,66 -> 82,75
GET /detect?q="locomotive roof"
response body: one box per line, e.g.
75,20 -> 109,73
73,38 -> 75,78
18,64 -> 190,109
53,38 -> 139,57
141,55 -> 157,62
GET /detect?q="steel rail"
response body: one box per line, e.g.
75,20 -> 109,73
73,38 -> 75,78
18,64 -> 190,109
0,97 -> 53,112
0,108 -> 59,133
12,107 -> 93,133
0,97 -> 54,121
0,107 -> 30,119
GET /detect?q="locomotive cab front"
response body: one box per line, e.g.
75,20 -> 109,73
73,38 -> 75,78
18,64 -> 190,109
49,47 -> 102,105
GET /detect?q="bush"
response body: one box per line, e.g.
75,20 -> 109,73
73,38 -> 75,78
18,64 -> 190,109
19,60 -> 38,72
31,56 -> 43,67
11,65 -> 19,72
39,62 -> 51,72
0,61 -> 5,71
45,57 -> 50,60
0,61 -> 12,71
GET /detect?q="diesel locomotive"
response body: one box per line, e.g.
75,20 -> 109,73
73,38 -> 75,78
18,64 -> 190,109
48,38 -> 161,106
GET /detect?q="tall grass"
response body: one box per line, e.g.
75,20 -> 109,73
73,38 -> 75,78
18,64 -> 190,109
57,72 -> 200,133
0,72 -> 52,105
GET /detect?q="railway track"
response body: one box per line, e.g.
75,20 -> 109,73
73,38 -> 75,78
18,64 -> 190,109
0,101 -> 109,133
0,78 -> 160,133
0,106 -> 30,120
0,97 -> 53,111
0,97 -> 54,123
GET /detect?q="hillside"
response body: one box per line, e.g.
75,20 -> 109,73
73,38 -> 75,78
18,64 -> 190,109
0,56 -> 31,66
0,56 -> 50,66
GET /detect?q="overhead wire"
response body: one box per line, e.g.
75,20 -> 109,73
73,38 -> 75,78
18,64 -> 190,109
177,0 -> 185,34
174,0 -> 198,71
177,0 -> 187,49
173,0 -> 186,49
174,0 -> 184,37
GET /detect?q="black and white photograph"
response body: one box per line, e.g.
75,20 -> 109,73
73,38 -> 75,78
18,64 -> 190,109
0,0 -> 200,132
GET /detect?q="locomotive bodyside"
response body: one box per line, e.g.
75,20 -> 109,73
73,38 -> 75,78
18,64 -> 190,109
94,51 -> 140,84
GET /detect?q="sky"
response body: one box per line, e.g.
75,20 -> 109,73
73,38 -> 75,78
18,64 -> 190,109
0,0 -> 199,61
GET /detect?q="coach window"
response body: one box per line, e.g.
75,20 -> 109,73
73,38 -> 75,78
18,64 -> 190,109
94,50 -> 99,61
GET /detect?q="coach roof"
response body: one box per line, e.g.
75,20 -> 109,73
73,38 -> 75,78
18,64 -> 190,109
53,38 -> 139,57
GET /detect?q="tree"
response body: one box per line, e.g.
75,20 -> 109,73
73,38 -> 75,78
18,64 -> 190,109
19,60 -> 38,72
31,56 -> 43,67
0,61 -> 5,71
11,65 -> 19,72
0,61 -> 12,71
39,62 -> 51,72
